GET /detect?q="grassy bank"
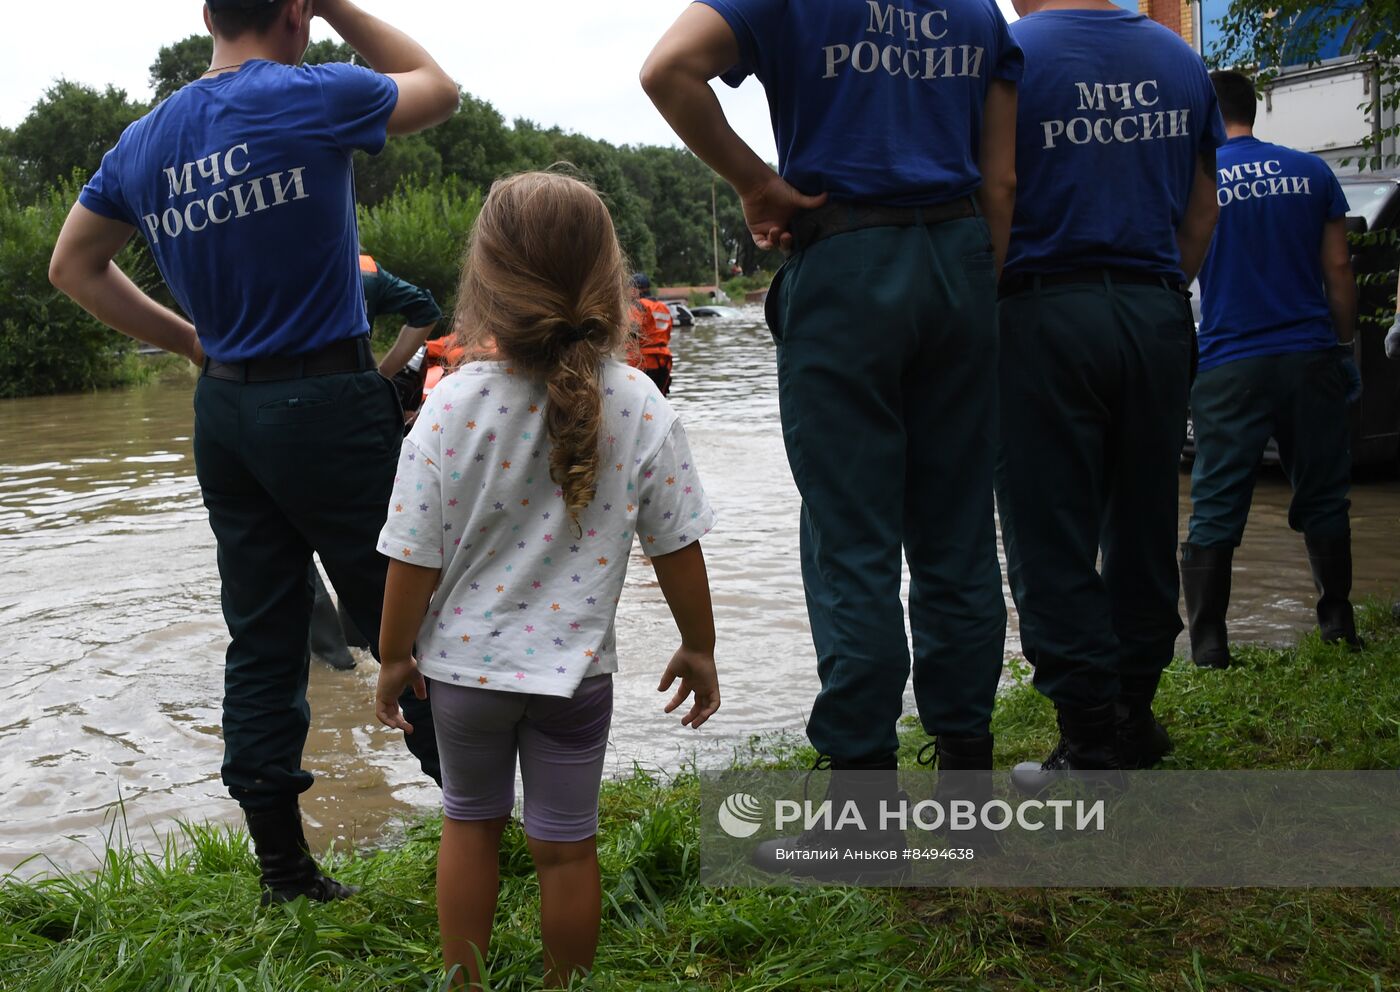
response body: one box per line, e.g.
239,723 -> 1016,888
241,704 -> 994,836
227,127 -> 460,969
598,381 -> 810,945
3,608 -> 1399,991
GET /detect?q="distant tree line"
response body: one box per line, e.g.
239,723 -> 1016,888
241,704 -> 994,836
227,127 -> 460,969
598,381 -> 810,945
0,34 -> 777,398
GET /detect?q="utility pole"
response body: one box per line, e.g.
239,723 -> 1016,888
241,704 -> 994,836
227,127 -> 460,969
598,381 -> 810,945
712,178 -> 722,300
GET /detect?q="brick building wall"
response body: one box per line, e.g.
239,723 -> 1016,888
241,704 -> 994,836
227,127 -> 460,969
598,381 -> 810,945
1138,0 -> 1194,42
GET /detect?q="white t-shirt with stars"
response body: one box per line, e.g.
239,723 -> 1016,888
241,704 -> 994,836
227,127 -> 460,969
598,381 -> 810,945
379,359 -> 716,698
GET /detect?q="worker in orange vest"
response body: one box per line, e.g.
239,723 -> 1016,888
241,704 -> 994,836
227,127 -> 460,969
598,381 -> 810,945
310,253 -> 443,671
629,272 -> 675,395
360,253 -> 444,377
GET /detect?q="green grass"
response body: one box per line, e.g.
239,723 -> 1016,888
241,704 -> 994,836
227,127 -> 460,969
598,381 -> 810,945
3,606 -> 1399,991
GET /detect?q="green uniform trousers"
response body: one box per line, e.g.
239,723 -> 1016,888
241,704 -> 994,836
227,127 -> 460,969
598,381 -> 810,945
1187,349 -> 1351,548
996,279 -> 1193,708
193,366 -> 440,810
767,216 -> 1007,760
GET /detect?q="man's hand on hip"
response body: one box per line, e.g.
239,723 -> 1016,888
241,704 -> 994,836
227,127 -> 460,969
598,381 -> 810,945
739,173 -> 828,253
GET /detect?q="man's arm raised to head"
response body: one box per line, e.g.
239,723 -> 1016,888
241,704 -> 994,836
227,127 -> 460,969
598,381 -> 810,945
49,203 -> 204,366
641,4 -> 824,252
316,0 -> 459,135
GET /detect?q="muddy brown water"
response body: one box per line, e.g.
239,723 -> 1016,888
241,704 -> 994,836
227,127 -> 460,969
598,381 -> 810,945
3,308 -> 1399,873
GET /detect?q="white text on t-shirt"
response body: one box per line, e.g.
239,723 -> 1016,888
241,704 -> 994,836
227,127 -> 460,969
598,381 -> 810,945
141,143 -> 310,245
1215,160 -> 1313,206
1040,80 -> 1194,150
823,2 -> 986,81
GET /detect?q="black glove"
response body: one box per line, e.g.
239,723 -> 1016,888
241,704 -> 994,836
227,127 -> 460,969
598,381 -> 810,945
1336,344 -> 1362,406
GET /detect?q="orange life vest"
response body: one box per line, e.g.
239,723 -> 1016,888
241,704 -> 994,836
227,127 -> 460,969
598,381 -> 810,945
359,253 -> 379,276
629,298 -> 673,371
421,337 -> 468,403
425,337 -> 466,365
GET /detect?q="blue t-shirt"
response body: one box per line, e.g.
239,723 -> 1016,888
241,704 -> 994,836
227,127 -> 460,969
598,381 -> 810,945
1004,9 -> 1226,280
80,60 -> 398,362
698,0 -> 1023,206
1196,136 -> 1349,372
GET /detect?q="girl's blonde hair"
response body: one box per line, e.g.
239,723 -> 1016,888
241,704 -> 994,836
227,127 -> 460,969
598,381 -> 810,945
454,171 -> 632,530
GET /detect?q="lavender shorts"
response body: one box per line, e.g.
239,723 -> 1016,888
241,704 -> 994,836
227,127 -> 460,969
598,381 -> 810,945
430,674 -> 613,842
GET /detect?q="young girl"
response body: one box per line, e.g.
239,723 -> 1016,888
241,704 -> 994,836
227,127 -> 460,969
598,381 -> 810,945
374,172 -> 720,989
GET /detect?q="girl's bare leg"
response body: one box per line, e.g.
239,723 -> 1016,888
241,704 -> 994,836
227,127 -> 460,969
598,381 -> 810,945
438,816 -> 510,989
528,834 -> 601,987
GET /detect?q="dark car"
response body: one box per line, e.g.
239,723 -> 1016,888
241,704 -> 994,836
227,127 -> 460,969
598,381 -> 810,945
1182,171 -> 1400,470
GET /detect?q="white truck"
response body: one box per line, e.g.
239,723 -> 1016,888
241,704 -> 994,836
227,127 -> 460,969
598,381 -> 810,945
1254,54 -> 1398,174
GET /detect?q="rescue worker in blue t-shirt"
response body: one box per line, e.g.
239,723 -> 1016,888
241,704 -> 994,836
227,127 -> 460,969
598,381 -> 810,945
995,0 -> 1224,790
1183,69 -> 1362,667
644,0 -> 1020,876
308,252 -> 443,671
48,0 -> 459,905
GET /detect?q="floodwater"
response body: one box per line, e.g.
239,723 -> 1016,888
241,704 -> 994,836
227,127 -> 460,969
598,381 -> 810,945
3,307 -> 1399,873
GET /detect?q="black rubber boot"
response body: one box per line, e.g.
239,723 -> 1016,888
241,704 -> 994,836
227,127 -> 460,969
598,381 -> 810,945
917,734 -> 997,852
307,569 -> 356,671
749,753 -> 907,882
1180,542 -> 1234,669
924,733 -> 993,774
1011,702 -> 1124,796
245,804 -> 359,906
1117,672 -> 1173,770
1305,532 -> 1363,651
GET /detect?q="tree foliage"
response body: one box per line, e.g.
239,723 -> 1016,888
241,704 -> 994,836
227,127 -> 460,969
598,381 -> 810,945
419,94 -> 520,191
303,39 -> 360,67
356,181 -> 481,318
149,35 -> 211,103
1211,0 -> 1400,169
0,184 -> 158,397
6,81 -> 146,202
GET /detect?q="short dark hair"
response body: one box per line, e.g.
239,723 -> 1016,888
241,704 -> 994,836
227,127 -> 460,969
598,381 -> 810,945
1211,69 -> 1258,128
210,0 -> 292,41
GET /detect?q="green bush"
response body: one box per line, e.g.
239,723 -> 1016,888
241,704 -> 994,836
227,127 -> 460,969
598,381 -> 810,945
721,270 -> 773,302
356,180 -> 482,331
0,183 -> 155,398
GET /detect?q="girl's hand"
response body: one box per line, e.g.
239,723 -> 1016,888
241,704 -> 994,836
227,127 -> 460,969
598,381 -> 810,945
658,646 -> 720,729
376,655 -> 427,733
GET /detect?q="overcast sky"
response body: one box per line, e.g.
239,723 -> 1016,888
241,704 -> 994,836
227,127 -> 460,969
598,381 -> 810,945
1,0 -> 1021,163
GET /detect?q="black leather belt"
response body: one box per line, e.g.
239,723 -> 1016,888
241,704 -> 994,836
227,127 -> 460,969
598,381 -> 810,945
789,196 -> 977,251
203,336 -> 375,383
999,268 -> 1187,300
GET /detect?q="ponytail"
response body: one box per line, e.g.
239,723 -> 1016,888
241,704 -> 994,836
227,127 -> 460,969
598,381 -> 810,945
545,342 -> 604,533
452,171 -> 632,530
